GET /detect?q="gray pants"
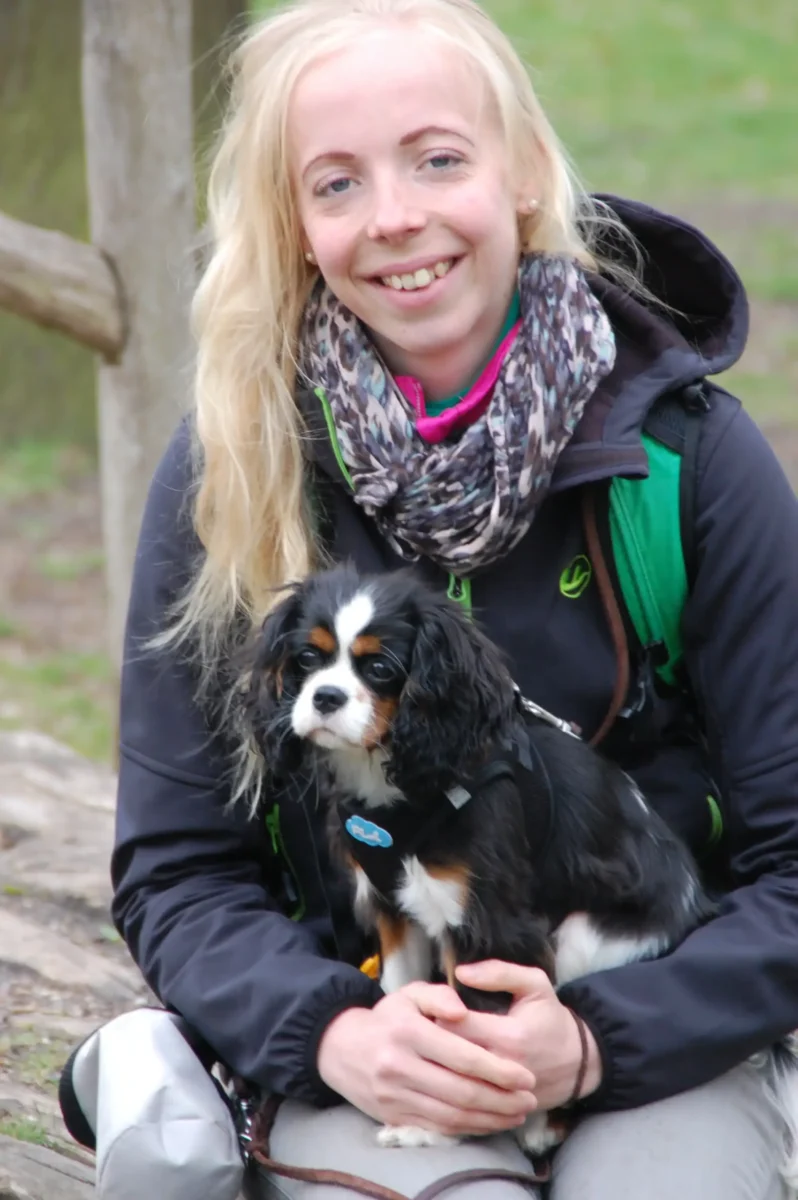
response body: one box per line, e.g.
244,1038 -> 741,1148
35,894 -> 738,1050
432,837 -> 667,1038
245,1062 -> 786,1200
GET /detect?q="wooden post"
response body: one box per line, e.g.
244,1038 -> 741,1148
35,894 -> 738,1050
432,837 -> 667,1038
82,0 -> 195,666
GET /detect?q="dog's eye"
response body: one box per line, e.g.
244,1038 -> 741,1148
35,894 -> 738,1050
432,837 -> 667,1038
297,646 -> 325,672
360,656 -> 399,686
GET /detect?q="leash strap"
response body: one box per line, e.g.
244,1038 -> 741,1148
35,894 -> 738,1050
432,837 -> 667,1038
249,1097 -> 550,1199
582,485 -> 631,747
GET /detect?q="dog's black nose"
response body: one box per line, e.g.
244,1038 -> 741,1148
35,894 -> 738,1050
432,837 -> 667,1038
313,685 -> 348,715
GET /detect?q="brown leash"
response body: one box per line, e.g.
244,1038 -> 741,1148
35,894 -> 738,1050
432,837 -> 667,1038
581,485 -> 630,748
248,1096 -> 550,1199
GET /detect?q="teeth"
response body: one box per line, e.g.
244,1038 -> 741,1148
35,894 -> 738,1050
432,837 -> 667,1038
381,259 -> 453,291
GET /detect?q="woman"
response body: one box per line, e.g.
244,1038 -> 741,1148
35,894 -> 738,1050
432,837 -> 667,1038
112,0 -> 798,1196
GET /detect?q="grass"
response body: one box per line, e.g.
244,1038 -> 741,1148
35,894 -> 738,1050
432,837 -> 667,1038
489,0 -> 797,200
0,1029 -> 75,1096
0,1116 -> 59,1149
0,652 -> 114,761
37,548 -> 105,583
0,440 -> 94,502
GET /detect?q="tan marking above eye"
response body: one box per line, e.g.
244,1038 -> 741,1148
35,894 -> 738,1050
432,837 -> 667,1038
308,625 -> 336,653
351,634 -> 382,657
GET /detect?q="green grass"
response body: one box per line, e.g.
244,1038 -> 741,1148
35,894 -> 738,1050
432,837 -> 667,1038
0,652 -> 114,761
489,0 -> 797,200
0,615 -> 19,639
0,1029 -> 76,1096
0,440 -> 93,502
37,548 -> 105,583
0,1116 -> 59,1149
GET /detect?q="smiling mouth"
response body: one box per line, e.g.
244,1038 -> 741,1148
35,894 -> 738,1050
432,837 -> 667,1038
374,257 -> 458,293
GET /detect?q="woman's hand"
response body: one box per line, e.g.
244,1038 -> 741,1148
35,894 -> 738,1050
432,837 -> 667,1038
317,981 -> 538,1136
437,961 -> 603,1111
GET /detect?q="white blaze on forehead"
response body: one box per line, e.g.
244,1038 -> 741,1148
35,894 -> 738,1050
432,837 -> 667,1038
290,587 -> 378,748
334,590 -> 375,654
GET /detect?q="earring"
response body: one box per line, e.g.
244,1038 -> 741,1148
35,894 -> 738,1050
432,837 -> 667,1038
305,250 -> 316,264
523,198 -> 540,215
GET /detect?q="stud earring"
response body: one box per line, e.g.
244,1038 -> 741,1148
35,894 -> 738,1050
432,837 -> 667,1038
524,198 -> 540,215
305,250 -> 317,264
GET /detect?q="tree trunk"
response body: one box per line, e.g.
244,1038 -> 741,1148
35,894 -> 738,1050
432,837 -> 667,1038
82,0 -> 195,666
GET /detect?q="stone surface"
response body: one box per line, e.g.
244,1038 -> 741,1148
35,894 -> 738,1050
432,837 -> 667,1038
0,731 -> 150,1174
0,731 -> 116,911
0,1134 -> 93,1199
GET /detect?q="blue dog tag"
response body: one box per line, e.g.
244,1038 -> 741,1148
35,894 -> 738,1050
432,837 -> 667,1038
345,815 -> 393,849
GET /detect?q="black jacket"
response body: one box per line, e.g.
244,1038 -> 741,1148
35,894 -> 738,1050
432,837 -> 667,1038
112,197 -> 798,1113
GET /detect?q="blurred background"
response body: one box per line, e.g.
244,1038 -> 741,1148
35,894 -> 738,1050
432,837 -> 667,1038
0,0 -> 796,764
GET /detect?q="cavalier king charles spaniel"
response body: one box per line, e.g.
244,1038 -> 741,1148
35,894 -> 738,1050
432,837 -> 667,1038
244,564 -> 798,1166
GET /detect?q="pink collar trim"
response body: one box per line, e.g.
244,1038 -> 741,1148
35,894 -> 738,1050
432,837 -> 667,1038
396,319 -> 522,444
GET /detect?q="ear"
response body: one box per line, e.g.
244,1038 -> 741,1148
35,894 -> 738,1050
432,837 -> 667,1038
388,598 -> 516,796
244,585 -> 306,782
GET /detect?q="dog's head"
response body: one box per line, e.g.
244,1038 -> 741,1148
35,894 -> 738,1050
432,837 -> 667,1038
245,564 -> 517,796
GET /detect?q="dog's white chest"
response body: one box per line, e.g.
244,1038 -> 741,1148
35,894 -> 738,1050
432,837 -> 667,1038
396,857 -> 467,938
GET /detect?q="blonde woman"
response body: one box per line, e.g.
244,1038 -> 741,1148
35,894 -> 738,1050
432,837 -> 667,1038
112,1 -> 798,1197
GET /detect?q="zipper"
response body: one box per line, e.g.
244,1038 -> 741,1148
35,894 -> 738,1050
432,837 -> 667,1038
265,804 -> 306,921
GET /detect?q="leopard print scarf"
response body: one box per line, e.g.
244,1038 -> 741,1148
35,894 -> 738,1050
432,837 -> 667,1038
299,254 -> 616,575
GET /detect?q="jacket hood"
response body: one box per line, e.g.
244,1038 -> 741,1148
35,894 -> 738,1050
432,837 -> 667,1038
552,195 -> 750,488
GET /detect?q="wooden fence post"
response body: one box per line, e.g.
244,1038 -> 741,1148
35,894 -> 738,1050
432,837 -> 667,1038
82,0 -> 196,666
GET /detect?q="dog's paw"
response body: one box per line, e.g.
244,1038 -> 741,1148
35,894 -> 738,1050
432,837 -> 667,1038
376,1125 -> 458,1149
516,1111 -> 568,1157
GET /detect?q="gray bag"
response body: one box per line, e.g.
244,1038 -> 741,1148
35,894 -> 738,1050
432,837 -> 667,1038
59,1007 -> 245,1199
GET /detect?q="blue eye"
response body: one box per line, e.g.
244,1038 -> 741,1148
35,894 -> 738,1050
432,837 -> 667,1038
426,154 -> 461,170
316,176 -> 353,198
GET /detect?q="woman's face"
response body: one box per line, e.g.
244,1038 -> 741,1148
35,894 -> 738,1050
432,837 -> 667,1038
289,24 -> 529,397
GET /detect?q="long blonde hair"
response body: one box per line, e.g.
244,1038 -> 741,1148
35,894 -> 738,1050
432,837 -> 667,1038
172,0 -> 638,786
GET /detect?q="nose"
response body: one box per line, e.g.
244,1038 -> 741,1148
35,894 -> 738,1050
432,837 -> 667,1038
367,176 -> 426,242
313,685 -> 348,715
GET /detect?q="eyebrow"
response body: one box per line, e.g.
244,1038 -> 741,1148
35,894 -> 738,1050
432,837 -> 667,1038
301,125 -> 474,180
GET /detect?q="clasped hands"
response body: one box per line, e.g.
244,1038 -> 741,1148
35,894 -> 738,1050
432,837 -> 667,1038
317,960 -> 602,1138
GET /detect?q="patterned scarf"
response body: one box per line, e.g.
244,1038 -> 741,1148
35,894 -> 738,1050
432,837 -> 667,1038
299,254 -> 616,575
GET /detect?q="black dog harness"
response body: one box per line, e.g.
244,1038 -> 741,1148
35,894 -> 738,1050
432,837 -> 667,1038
338,713 -> 556,900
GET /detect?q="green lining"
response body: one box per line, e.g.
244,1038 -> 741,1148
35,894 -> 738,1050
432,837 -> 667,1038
265,805 -> 306,921
315,386 -> 474,617
609,432 -> 687,689
315,386 -> 353,489
706,795 -> 724,848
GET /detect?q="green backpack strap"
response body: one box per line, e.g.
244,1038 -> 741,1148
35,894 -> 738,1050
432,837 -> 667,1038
608,385 -> 708,690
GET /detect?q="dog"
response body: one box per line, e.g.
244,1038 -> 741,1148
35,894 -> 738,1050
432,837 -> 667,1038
245,563 -> 798,1173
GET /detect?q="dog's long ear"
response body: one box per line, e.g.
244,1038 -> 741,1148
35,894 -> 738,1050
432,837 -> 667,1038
388,597 -> 516,795
244,585 -> 305,782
